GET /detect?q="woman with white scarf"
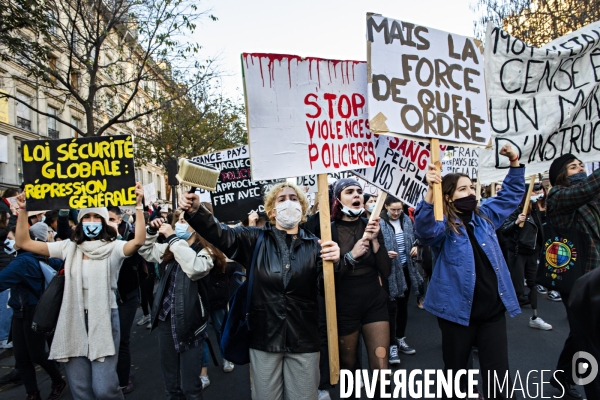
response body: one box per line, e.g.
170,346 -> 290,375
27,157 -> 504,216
14,183 -> 146,400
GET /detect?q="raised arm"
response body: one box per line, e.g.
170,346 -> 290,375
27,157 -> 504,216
14,193 -> 50,257
123,182 -> 147,257
179,192 -> 260,266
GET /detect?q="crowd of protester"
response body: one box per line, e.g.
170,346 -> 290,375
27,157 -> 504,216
0,145 -> 598,399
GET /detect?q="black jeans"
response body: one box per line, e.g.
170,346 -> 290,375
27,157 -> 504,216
512,252 -> 539,309
388,266 -> 411,339
117,291 -> 139,387
438,315 -> 513,399
555,291 -> 575,385
12,306 -> 63,394
140,269 -> 156,316
157,317 -> 204,399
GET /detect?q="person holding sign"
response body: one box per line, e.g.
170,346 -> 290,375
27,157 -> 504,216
138,209 -> 225,400
179,182 -> 340,400
14,183 -> 146,400
414,145 -> 524,399
329,179 -> 391,384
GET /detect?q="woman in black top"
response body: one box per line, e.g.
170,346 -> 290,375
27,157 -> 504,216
330,179 -> 391,379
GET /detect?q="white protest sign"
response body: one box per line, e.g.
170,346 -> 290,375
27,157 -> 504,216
353,135 -> 446,207
366,14 -> 490,146
295,171 -> 357,193
480,21 -> 600,182
143,183 -> 157,204
192,146 -> 283,221
441,149 -> 454,176
243,54 -> 376,181
451,147 -> 479,180
586,162 -> 600,175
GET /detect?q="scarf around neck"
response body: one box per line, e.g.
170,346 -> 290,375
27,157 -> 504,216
49,240 -> 117,362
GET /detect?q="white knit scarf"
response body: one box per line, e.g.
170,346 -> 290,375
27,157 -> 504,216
49,240 -> 116,362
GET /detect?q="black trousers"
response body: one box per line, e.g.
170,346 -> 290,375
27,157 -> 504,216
388,266 -> 411,340
117,291 -> 139,386
140,269 -> 156,316
438,315 -> 513,399
12,306 -> 63,394
511,252 -> 539,309
555,291 -> 576,385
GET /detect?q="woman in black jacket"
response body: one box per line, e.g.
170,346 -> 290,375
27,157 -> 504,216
501,190 -> 552,331
179,182 -> 340,400
138,209 -> 226,400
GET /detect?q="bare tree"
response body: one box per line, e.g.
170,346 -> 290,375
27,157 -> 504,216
1,0 -> 216,137
134,73 -> 247,171
473,0 -> 600,46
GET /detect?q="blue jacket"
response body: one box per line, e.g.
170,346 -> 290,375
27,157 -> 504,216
0,251 -> 63,310
414,167 -> 525,326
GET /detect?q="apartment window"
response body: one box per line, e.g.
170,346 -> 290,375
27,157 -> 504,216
47,107 -> 59,139
16,92 -> 32,131
49,57 -> 57,83
16,141 -> 23,183
71,117 -> 80,137
70,71 -> 79,92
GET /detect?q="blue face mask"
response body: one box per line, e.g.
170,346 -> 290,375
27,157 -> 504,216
175,223 -> 192,240
41,215 -> 46,223
568,171 -> 587,186
82,222 -> 103,238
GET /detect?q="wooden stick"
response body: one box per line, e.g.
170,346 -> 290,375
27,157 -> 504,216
317,174 -> 339,385
430,139 -> 444,221
363,192 -> 387,238
475,177 -> 481,203
519,175 -> 537,227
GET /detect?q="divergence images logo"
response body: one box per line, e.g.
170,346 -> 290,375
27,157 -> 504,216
544,237 -> 577,281
572,352 -> 599,386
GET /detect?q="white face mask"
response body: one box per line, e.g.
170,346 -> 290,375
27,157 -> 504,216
340,203 -> 364,218
4,239 -> 16,254
275,200 -> 303,229
367,203 -> 375,213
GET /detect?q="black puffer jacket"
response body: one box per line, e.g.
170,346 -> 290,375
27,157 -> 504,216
186,206 -> 324,353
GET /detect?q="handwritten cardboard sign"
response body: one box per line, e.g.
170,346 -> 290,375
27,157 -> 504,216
143,182 -> 157,204
22,135 -> 136,211
366,14 -> 490,146
479,22 -> 600,182
353,135 -> 445,207
192,146 -> 283,222
243,53 -> 376,181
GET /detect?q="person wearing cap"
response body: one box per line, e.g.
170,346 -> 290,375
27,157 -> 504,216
415,144 -> 524,399
0,222 -> 67,400
14,182 -> 146,400
27,210 -> 47,226
178,182 -> 340,400
329,178 -> 392,389
545,154 -> 600,399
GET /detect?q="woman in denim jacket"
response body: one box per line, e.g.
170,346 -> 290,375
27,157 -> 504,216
414,144 -> 524,399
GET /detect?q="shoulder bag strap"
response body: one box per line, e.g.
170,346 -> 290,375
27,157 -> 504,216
245,230 -> 264,321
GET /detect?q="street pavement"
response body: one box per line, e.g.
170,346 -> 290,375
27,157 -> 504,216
0,291 -> 587,399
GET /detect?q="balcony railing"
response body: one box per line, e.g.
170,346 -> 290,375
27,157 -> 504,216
48,128 -> 59,139
17,117 -> 31,131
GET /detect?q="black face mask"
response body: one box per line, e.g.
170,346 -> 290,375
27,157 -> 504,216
453,194 -> 478,213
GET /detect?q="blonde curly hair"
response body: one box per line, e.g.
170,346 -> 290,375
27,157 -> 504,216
263,182 -> 310,225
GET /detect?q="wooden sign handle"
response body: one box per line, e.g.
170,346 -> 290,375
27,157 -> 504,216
363,192 -> 387,238
519,175 -> 537,227
317,174 -> 339,385
430,139 -> 444,221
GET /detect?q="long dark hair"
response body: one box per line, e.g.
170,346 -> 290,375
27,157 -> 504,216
442,173 -> 489,234
554,158 -> 577,187
161,210 -> 227,274
70,218 -> 117,244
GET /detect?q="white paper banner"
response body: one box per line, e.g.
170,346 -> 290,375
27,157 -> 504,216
366,14 -> 490,146
243,54 -> 376,181
143,182 -> 157,204
480,21 -> 600,181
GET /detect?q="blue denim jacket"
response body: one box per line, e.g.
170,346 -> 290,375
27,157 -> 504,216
414,167 -> 525,326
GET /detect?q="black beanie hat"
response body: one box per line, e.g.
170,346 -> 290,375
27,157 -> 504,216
549,153 -> 576,185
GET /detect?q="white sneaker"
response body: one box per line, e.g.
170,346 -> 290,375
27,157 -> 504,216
200,375 -> 210,389
136,315 -> 150,326
223,359 -> 234,373
318,389 -> 332,400
146,322 -> 152,330
0,339 -> 12,349
529,317 -> 552,330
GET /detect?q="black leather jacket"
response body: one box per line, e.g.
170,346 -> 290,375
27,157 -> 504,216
186,206 -> 323,353
150,242 -> 209,347
501,205 -> 544,255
